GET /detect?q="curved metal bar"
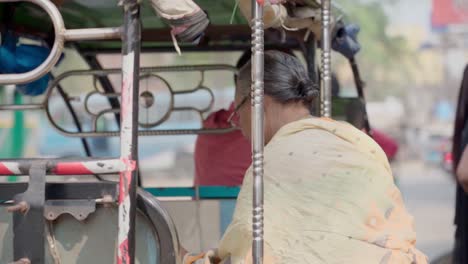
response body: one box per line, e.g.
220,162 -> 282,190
92,108 -> 120,132
137,189 -> 179,264
85,55 -> 122,127
41,64 -> 236,101
53,78 -> 107,181
84,91 -> 120,117
42,64 -> 236,107
45,87 -> 237,138
84,91 -> 100,117
0,0 -> 123,85
88,74 -> 216,130
84,55 -> 142,186
138,74 -> 175,128
55,83 -> 93,157
0,0 -> 65,85
321,0 -> 332,117
174,85 -> 215,113
47,65 -> 235,136
2,64 -> 239,137
251,1 -> 265,263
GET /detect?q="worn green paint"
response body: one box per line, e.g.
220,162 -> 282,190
145,186 -> 241,199
0,91 -> 26,182
8,92 -> 25,182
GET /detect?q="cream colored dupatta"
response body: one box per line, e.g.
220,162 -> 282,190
217,118 -> 427,264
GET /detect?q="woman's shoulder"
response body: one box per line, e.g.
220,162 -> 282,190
264,118 -> 391,172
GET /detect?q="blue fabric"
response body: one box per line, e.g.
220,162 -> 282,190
332,23 -> 361,59
0,32 -> 56,96
219,200 -> 237,235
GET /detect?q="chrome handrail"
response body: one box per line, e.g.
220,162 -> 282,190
0,0 -> 121,85
321,0 -> 332,117
251,1 -> 265,263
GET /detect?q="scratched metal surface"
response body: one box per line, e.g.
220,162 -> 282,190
0,205 -> 159,264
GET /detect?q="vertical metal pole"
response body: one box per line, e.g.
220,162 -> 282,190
117,1 -> 140,263
321,0 -> 332,117
251,0 -> 264,264
306,34 -> 320,116
349,57 -> 372,135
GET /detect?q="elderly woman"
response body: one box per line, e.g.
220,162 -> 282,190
185,50 -> 427,264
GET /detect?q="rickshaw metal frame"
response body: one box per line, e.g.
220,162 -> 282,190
0,181 -> 118,201
0,0 -> 338,263
0,183 -> 180,264
11,162 -> 47,263
0,0 -> 122,85
0,65 -> 238,137
117,0 -> 140,262
0,0 -> 141,262
251,1 -> 265,262
321,0 -> 332,118
349,57 -> 372,135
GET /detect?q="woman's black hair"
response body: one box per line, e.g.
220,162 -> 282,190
237,50 -> 319,105
234,47 -> 296,83
453,65 -> 468,170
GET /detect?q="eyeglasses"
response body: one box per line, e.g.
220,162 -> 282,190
227,94 -> 249,127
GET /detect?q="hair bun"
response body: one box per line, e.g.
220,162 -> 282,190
296,79 -> 319,102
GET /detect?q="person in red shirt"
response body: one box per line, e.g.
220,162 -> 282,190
340,85 -> 399,162
193,102 -> 251,186
371,129 -> 399,161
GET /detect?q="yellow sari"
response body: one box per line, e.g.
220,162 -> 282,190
217,118 -> 427,264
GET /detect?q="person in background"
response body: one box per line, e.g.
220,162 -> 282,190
332,75 -> 399,162
453,65 -> 468,263
193,47 -> 295,186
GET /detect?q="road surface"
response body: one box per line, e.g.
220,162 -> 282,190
394,160 -> 456,261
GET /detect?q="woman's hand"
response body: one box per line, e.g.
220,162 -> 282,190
180,247 -> 221,264
183,252 -> 205,264
457,147 -> 468,193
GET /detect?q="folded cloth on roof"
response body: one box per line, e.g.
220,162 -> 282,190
149,0 -> 209,43
332,21 -> 361,59
238,0 -> 323,38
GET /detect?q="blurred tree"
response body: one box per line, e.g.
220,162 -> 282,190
335,0 -> 417,100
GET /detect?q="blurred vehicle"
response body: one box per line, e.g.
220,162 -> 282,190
440,137 -> 453,173
421,122 -> 453,166
442,150 -> 453,173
